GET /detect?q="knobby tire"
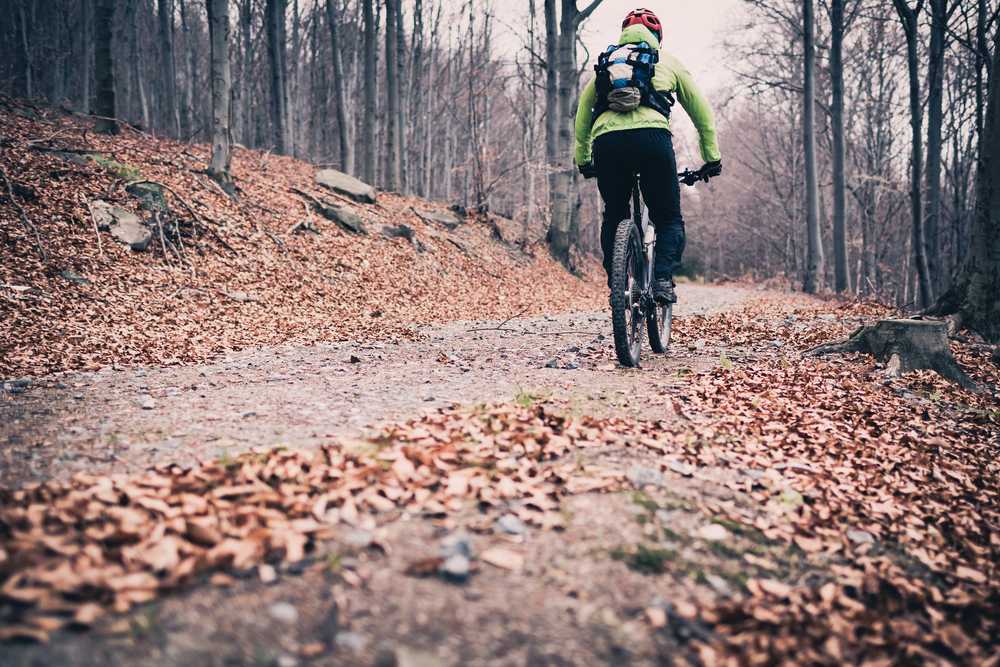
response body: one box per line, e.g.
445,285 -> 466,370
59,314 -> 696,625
610,219 -> 644,367
647,301 -> 672,353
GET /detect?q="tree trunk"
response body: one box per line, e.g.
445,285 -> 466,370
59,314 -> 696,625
18,2 -> 33,99
206,0 -> 234,195
396,1 -> 408,194
893,0 -> 933,309
548,0 -> 603,268
925,0 -> 945,295
544,0 -> 558,214
385,0 -> 401,191
179,0 -> 197,138
802,0 -> 825,293
362,0 -> 376,185
324,0 -> 352,174
265,0 -> 289,155
158,0 -> 179,138
81,0 -> 93,111
829,0 -> 849,293
925,26 -> 1000,343
94,0 -> 118,134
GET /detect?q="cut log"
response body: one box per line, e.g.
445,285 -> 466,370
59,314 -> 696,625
805,319 -> 980,391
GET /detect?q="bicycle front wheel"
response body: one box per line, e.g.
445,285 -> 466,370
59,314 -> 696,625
647,301 -> 672,353
610,219 -> 645,367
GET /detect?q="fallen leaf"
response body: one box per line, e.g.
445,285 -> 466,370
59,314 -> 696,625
479,547 -> 524,571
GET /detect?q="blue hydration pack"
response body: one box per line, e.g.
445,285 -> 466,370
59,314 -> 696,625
592,42 -> 674,125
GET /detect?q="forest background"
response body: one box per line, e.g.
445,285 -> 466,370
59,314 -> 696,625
0,0 -> 996,310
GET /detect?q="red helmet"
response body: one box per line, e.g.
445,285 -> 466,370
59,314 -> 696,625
622,8 -> 662,42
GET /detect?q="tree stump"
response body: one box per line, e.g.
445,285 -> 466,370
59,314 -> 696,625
805,319 -> 980,391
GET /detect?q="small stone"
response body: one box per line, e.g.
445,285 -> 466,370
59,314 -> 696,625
544,358 -> 560,368
627,464 -> 663,488
243,411 -> 257,418
495,514 -> 526,535
56,382 -> 67,389
846,529 -> 875,545
705,574 -> 736,597
320,602 -> 340,643
768,339 -> 785,348
275,654 -> 298,667
424,396 -> 436,401
73,394 -> 84,400
564,361 -> 580,370
141,397 -> 155,410
692,339 -> 707,350
334,631 -> 368,653
440,553 -> 470,582
268,602 -> 299,624
11,387 -> 26,395
438,532 -> 471,559
258,564 -> 277,584
396,646 -> 450,667
655,509 -> 673,524
343,529 -> 373,547
697,524 -> 731,541
743,469 -> 766,480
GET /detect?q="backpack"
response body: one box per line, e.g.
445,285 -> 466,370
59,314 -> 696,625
591,42 -> 674,125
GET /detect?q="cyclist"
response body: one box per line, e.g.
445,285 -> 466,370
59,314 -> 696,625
575,8 -> 721,305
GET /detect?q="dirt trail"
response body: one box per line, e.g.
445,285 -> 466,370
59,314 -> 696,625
0,284 -> 829,667
1,284 -> 815,488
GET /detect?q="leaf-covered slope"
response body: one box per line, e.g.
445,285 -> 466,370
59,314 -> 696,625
0,101 -> 605,378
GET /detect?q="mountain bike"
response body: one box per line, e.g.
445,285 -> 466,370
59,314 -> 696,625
610,168 -> 704,367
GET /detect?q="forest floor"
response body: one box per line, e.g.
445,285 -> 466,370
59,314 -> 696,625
2,102 -> 1000,667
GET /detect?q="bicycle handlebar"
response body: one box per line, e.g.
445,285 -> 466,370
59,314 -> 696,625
678,168 -> 709,187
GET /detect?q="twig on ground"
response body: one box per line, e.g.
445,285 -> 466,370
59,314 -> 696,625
466,306 -> 530,332
0,141 -> 48,262
86,201 -> 106,260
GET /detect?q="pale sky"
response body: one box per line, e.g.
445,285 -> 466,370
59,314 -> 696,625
578,0 -> 748,90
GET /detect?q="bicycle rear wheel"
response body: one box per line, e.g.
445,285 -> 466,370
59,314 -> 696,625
647,301 -> 672,353
610,219 -> 645,367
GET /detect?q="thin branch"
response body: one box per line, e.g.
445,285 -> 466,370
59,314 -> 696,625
86,201 -> 106,260
0,142 -> 47,262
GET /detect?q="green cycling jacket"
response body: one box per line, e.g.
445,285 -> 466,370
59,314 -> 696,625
574,24 -> 721,166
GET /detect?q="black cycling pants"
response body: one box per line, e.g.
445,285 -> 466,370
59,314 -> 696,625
593,127 -> 685,286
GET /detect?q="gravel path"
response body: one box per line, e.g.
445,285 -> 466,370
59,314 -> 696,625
0,285 -> 816,488
1,284 -> 835,667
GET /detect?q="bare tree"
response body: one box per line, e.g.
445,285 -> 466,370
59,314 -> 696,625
803,0 -> 824,293
926,26 -> 1000,341
265,0 -> 289,154
94,0 -> 118,134
362,0 -> 376,185
385,0 -> 401,191
892,0 -> 933,309
325,0 -> 353,174
206,0 -> 234,194
158,0 -> 180,138
548,0 -> 603,268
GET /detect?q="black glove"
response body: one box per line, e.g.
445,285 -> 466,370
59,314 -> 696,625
578,161 -> 597,179
700,160 -> 722,180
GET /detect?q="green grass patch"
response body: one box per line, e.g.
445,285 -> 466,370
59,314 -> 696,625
610,544 -> 678,575
87,153 -> 141,179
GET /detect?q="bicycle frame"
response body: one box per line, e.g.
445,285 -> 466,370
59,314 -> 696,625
632,177 -> 655,307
